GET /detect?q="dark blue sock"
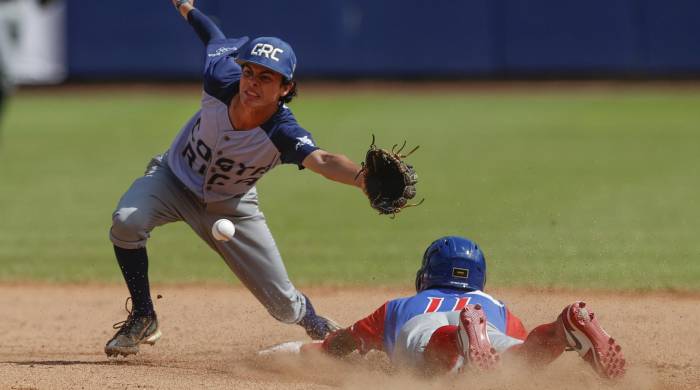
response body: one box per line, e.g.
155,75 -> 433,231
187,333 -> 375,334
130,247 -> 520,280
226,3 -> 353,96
113,245 -> 154,317
298,294 -> 326,338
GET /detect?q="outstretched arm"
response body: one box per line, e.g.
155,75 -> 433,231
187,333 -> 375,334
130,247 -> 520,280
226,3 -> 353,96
172,0 -> 225,44
314,303 -> 387,357
302,150 -> 366,192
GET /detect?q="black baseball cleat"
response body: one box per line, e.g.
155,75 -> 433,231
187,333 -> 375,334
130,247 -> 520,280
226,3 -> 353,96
105,299 -> 161,358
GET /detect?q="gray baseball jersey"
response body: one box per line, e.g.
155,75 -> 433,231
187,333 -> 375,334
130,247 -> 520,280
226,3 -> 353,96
167,36 -> 318,203
110,21 -> 319,325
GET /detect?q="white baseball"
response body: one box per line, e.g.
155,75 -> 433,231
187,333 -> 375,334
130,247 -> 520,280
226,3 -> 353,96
212,219 -> 236,241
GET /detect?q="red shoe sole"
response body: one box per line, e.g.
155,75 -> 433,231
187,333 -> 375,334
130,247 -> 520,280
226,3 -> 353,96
561,301 -> 626,379
458,304 -> 500,371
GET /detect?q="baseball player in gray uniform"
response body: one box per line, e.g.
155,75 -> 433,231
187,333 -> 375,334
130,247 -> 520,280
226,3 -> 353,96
105,0 -> 367,357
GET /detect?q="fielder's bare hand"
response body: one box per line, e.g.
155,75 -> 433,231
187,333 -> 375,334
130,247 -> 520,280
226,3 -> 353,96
172,0 -> 195,19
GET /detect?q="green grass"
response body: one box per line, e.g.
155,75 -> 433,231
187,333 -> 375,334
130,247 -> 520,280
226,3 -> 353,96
1,87 -> 699,291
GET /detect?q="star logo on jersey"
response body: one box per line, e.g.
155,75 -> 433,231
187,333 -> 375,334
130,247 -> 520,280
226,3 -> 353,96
295,136 -> 315,150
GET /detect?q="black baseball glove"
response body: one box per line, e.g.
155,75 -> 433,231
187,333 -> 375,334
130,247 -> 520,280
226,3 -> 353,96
359,135 -> 423,216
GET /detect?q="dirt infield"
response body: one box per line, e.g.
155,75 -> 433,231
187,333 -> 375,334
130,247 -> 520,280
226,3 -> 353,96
1,285 -> 698,389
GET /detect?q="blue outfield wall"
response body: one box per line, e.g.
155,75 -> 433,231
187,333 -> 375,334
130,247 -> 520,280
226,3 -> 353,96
66,1 -> 700,79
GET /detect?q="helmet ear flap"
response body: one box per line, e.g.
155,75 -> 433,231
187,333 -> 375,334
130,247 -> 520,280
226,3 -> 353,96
416,242 -> 436,292
415,268 -> 423,292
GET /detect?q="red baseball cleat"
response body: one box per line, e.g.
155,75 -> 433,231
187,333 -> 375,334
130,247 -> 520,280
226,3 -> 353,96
559,301 -> 626,379
457,304 -> 500,371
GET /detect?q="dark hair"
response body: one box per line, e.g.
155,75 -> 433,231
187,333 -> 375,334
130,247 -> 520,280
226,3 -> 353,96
280,79 -> 297,104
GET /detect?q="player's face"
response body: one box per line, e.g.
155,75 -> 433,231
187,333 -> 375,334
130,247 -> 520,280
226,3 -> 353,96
239,63 -> 292,108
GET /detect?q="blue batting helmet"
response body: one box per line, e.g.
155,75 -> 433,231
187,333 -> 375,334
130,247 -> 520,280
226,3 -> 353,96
415,236 -> 487,292
235,37 -> 297,80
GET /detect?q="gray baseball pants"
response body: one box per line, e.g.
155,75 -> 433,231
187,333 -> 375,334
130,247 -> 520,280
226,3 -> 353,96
393,311 -> 523,369
109,155 -> 306,324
